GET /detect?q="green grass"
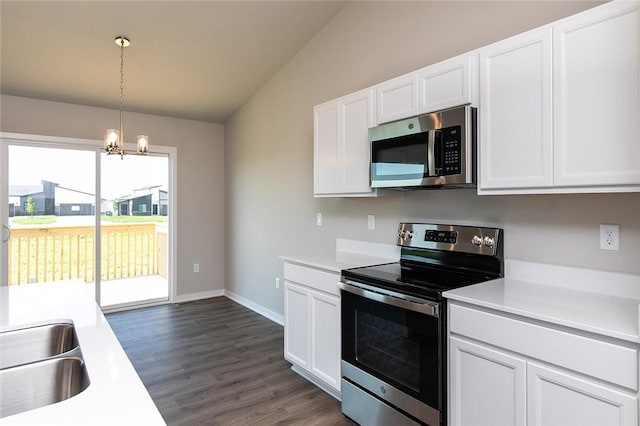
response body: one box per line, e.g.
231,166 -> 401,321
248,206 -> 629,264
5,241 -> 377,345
101,215 -> 167,223
12,215 -> 57,224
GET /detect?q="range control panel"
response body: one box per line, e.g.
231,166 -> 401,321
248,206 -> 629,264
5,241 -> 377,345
397,223 -> 502,257
425,230 -> 458,244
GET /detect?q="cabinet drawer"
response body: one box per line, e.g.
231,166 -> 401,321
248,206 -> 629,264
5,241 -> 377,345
284,263 -> 340,296
449,303 -> 638,390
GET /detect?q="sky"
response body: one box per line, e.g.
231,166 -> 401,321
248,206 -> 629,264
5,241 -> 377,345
8,145 -> 168,200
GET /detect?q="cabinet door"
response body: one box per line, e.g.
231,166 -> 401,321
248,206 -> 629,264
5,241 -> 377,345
479,27 -> 553,190
375,72 -> 418,124
418,53 -> 478,115
527,362 -> 638,426
449,336 -> 526,426
340,89 -> 375,194
284,281 -> 309,369
309,290 -> 341,391
313,100 -> 340,194
553,2 -> 640,187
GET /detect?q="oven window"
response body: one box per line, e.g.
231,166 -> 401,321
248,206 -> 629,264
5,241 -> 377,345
342,290 -> 441,409
356,311 -> 420,392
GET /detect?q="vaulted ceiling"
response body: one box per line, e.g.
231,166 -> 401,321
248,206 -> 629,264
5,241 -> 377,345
0,1 -> 345,123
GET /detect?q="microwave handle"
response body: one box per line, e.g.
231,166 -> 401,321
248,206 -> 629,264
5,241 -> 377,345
427,130 -> 436,176
427,129 -> 443,177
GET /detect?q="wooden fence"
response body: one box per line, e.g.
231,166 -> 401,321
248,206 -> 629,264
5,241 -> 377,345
8,224 -> 167,285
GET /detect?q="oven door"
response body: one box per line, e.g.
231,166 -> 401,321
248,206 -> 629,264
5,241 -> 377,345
340,282 -> 442,425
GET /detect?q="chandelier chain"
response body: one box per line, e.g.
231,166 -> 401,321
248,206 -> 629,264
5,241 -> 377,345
120,41 -> 125,116
104,36 -> 148,157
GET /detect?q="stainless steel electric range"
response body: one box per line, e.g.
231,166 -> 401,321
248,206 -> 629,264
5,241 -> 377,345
339,223 -> 503,426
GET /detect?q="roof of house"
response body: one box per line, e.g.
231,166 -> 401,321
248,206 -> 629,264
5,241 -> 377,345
8,184 -> 43,196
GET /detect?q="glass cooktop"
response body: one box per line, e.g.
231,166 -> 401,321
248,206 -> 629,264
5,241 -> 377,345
341,261 -> 494,300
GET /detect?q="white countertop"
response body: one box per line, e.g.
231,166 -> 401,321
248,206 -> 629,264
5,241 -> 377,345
280,238 -> 400,273
444,260 -> 640,344
280,251 -> 397,273
0,281 -> 165,425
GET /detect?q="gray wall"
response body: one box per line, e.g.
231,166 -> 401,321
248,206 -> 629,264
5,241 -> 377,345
1,94 -> 225,298
225,1 -> 640,317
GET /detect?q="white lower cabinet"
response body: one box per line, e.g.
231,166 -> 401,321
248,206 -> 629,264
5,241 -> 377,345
309,290 -> 341,390
449,336 -> 526,426
449,302 -> 639,426
283,262 -> 341,396
527,362 -> 637,426
284,282 -> 310,369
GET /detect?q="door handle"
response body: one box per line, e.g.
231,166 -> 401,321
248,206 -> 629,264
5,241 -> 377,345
2,224 -> 10,243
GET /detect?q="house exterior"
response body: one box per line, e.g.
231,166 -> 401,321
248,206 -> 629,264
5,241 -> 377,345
115,185 -> 168,216
8,180 -> 56,216
8,179 -> 110,216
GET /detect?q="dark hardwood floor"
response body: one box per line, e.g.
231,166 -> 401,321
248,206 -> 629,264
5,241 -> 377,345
106,297 -> 353,425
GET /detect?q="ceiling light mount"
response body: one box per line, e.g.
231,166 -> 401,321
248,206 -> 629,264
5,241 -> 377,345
104,35 -> 148,159
115,36 -> 130,48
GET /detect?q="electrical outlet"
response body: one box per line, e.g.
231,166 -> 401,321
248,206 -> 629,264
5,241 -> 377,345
275,277 -> 280,289
193,263 -> 200,273
316,213 -> 322,226
599,224 -> 620,251
368,214 -> 375,230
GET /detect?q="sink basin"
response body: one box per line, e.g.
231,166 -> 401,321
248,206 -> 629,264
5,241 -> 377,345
0,322 -> 78,369
0,357 -> 90,418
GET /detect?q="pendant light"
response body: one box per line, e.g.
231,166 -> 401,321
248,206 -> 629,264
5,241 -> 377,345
104,36 -> 149,159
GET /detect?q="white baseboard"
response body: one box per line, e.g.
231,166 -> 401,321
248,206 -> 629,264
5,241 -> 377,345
224,290 -> 284,326
173,289 -> 224,304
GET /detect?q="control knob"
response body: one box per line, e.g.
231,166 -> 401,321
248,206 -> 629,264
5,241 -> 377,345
471,235 -> 483,246
399,230 -> 414,240
483,236 -> 495,248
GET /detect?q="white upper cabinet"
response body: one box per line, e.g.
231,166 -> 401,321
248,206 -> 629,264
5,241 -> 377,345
479,0 -> 640,194
340,90 -> 375,194
553,1 -> 640,187
417,52 -> 479,115
479,27 -> 554,191
313,100 -> 340,195
314,88 -> 377,197
314,1 -> 640,196
375,72 -> 418,124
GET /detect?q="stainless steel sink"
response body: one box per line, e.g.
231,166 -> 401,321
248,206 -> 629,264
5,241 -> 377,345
0,322 -> 90,418
0,356 -> 90,418
0,322 -> 78,369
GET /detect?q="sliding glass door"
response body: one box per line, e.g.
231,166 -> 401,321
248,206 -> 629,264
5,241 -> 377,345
100,152 -> 169,309
4,144 -> 96,290
1,135 -> 174,311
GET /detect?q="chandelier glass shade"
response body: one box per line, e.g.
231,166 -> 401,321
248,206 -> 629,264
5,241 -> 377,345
104,36 -> 149,158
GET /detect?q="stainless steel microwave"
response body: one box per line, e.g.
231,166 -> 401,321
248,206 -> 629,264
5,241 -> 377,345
370,105 -> 476,189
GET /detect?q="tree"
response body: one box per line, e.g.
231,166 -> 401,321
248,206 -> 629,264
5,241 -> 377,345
25,197 -> 36,218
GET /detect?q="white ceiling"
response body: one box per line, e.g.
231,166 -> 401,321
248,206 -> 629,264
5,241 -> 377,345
0,1 -> 345,123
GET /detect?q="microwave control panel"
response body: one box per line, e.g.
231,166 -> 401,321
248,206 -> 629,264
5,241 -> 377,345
442,125 -> 461,175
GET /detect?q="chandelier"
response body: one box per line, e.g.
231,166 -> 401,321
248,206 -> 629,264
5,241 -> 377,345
104,36 -> 149,159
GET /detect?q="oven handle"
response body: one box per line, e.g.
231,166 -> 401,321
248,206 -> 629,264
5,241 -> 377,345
339,280 -> 440,318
